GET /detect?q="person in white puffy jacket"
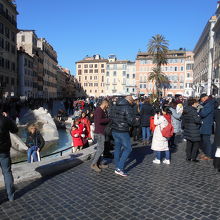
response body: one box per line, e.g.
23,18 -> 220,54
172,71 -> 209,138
151,106 -> 171,165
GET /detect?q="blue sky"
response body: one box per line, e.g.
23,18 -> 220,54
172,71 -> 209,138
16,0 -> 217,74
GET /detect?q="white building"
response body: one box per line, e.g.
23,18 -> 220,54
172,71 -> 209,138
193,16 -> 217,96
18,50 -> 37,98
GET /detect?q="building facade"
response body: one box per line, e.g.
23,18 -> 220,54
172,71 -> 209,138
37,38 -> 58,98
136,50 -> 192,97
193,16 -> 217,96
76,55 -> 107,97
17,50 -> 37,98
213,5 -> 220,96
0,0 -> 18,97
17,30 -> 38,56
105,55 -> 136,96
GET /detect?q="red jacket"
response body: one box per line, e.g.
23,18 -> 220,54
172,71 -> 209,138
80,117 -> 91,138
71,128 -> 83,147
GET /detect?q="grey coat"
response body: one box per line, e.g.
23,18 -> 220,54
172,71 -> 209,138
169,107 -> 182,133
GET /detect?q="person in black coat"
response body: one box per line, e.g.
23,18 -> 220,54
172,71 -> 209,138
0,111 -> 18,201
182,98 -> 201,162
140,98 -> 154,145
132,99 -> 141,141
109,96 -> 134,176
213,105 -> 220,171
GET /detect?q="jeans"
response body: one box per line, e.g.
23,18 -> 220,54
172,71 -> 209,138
0,153 -> 14,200
142,127 -> 151,141
201,134 -> 212,158
27,146 -> 39,163
169,133 -> 176,147
155,151 -> 170,160
186,140 -> 199,160
112,131 -> 132,171
92,133 -> 105,165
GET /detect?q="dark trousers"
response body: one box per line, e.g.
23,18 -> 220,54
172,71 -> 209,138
169,133 -> 176,147
186,140 -> 199,160
132,126 -> 141,140
201,134 -> 212,158
0,153 -> 14,200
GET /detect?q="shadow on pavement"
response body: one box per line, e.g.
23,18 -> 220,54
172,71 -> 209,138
125,145 -> 153,172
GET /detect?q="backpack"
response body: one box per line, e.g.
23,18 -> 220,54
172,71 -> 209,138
161,118 -> 174,138
150,116 -> 156,132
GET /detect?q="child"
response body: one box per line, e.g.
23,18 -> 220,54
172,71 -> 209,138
71,120 -> 83,153
151,106 -> 172,165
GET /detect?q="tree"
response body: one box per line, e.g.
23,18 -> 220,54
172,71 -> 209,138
147,34 -> 170,97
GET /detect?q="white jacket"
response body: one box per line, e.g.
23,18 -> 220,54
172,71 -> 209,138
151,114 -> 169,152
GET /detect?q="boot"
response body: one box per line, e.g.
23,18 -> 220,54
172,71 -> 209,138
91,164 -> 101,172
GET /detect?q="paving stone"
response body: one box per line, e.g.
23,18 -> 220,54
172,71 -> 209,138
0,140 -> 220,219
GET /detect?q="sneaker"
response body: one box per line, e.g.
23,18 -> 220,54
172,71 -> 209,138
91,164 -> 101,172
153,159 -> 161,164
163,159 -> 171,165
114,169 -> 128,177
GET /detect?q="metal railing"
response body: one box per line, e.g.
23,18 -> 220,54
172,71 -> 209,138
12,146 -> 73,165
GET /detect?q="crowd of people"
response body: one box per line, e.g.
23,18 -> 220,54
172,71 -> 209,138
89,94 -> 220,177
0,93 -> 220,201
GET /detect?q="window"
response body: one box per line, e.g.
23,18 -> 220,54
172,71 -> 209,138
0,57 -> 4,67
78,65 -> 81,68
140,84 -> 142,89
95,90 -> 97,93
21,35 -> 25,42
123,71 -> 126,76
5,41 -> 10,52
90,76 -> 92,80
0,37 -> 4,49
84,69 -> 88,73
94,69 -> 98,73
84,64 -> 88,68
11,32 -> 15,42
186,64 -> 194,70
187,73 -> 191,78
11,62 -> 15,72
102,76 -> 104,82
106,71 -> 109,76
85,76 -> 87,80
133,74 -> 135,79
180,66 -> 184,71
94,76 -> 97,80
101,64 -> 104,68
94,64 -> 98,68
89,64 -> 93,68
11,45 -> 15,54
78,70 -> 82,75
143,84 -> 146,88
113,71 -> 117,76
5,60 -> 10,69
89,69 -> 93,73
127,74 -> 129,79
0,23 -> 4,34
174,67 -> 178,71
11,78 -> 15,86
101,69 -> 105,73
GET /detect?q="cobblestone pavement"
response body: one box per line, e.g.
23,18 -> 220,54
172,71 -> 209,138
0,139 -> 220,220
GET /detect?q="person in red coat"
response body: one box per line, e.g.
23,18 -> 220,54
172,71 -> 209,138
80,112 -> 91,139
71,119 -> 84,153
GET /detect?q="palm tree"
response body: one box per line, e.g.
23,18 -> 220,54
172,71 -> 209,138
147,34 -> 169,97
